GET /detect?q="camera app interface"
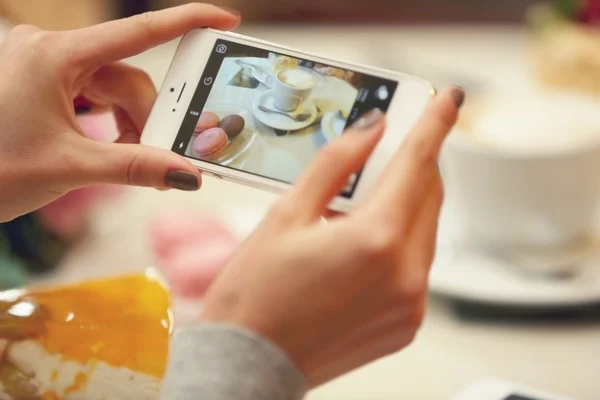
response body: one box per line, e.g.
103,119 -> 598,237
173,39 -> 397,198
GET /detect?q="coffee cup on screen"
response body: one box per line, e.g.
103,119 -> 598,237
272,69 -> 316,112
440,91 -> 600,273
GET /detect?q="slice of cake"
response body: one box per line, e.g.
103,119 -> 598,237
0,272 -> 171,399
529,1 -> 600,95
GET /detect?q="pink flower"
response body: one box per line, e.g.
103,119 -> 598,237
148,211 -> 240,299
579,0 -> 600,24
38,184 -> 122,239
38,113 -> 123,239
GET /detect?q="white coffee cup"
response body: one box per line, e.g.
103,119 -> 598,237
272,69 -> 315,112
440,92 -> 600,260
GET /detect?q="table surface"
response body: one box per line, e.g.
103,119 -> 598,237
3,25 -> 599,399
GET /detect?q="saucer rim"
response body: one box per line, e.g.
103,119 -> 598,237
252,90 -> 318,131
430,238 -> 600,307
321,111 -> 346,143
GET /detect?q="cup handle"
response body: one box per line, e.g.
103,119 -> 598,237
288,94 -> 304,104
265,75 -> 276,89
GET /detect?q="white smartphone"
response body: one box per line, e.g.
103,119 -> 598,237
451,379 -> 575,400
141,29 -> 433,212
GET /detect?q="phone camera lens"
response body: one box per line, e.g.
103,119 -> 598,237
170,88 -> 175,92
172,109 -> 176,112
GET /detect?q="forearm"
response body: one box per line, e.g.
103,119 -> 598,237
161,324 -> 307,400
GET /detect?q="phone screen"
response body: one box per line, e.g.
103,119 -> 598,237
172,39 -> 397,198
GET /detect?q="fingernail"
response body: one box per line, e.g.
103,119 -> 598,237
75,105 -> 92,115
350,108 -> 384,130
219,6 -> 241,16
165,170 -> 200,191
450,86 -> 465,109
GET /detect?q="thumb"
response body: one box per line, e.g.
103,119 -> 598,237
79,140 -> 202,191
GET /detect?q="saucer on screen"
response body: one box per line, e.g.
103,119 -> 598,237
252,91 -> 317,131
321,111 -> 346,142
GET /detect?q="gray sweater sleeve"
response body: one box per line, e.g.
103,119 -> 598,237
160,324 -> 308,400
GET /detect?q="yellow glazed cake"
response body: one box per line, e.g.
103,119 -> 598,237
0,273 -> 171,399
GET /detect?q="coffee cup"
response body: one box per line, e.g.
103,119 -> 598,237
272,69 -> 315,112
440,91 -> 600,268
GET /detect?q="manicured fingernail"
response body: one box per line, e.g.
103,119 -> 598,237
351,108 -> 384,130
450,86 -> 465,109
165,170 -> 200,191
75,106 -> 92,115
219,6 -> 241,16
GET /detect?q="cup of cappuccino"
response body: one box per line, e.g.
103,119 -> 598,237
272,68 -> 316,112
440,90 -> 600,262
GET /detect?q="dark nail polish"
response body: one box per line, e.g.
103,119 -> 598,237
351,108 -> 384,130
75,106 -> 92,115
451,86 -> 465,109
165,170 -> 200,191
219,6 -> 241,16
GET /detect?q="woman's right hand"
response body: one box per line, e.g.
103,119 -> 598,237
200,87 -> 464,386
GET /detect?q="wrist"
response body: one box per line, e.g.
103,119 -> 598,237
163,324 -> 307,400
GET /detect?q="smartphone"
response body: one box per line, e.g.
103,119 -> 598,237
451,379 -> 574,400
141,29 -> 433,212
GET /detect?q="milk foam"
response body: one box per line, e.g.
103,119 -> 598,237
279,69 -> 315,89
467,92 -> 600,152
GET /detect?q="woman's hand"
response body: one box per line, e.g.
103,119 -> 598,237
201,87 -> 464,386
0,4 -> 240,222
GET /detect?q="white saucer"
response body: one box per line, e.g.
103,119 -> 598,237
252,91 -> 318,131
321,111 -> 346,142
430,233 -> 600,307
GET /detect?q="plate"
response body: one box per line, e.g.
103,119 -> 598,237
320,111 -> 346,142
429,212 -> 600,307
235,59 -> 273,88
252,91 -> 318,131
186,104 -> 257,166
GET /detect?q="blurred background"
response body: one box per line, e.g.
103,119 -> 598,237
0,0 -> 544,28
1,1 -> 600,400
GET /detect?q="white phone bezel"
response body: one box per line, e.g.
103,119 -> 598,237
142,29 -> 433,212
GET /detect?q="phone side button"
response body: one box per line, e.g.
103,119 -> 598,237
205,171 -> 223,180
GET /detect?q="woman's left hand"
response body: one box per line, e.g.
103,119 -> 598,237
0,4 -> 240,222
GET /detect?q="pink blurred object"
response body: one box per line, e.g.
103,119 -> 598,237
38,113 -> 123,239
149,211 -> 240,299
579,0 -> 600,23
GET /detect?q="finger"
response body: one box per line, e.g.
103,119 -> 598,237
71,4 -> 240,65
322,209 -> 344,220
366,87 -> 463,221
6,24 -> 40,39
80,63 -> 157,135
287,109 -> 385,223
113,106 -> 141,144
76,139 -> 202,191
403,170 -> 444,276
